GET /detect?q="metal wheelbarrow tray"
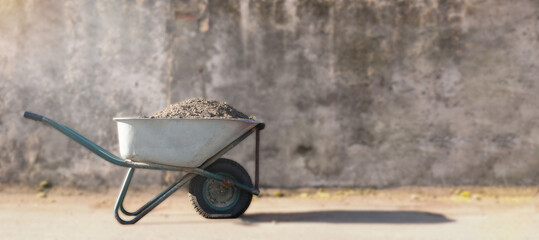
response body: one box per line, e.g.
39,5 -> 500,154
23,111 -> 265,224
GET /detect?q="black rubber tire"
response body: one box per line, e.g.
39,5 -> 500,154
189,158 -> 253,219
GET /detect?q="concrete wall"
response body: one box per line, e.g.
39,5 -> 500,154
1,0 -> 538,187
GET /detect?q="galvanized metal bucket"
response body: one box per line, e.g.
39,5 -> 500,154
115,118 -> 262,167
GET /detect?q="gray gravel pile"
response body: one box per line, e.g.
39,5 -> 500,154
149,98 -> 254,119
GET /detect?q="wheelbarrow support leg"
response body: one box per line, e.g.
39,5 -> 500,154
255,128 -> 260,190
114,168 -> 195,224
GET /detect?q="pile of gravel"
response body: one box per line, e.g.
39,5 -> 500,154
149,98 -> 255,120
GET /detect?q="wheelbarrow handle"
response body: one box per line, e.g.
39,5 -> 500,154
23,111 -> 44,122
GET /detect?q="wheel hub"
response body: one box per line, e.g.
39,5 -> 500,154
202,173 -> 240,210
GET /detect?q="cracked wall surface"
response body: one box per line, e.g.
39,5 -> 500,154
1,0 -> 538,187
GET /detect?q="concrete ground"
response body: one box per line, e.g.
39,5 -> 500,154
0,186 -> 538,240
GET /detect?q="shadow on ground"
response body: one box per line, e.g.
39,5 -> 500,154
241,211 -> 453,224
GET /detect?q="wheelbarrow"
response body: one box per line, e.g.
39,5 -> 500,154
23,111 -> 264,224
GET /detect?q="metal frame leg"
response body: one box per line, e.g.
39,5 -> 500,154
114,168 -> 195,224
255,128 -> 260,190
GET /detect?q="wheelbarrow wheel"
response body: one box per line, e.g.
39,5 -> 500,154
189,158 -> 253,219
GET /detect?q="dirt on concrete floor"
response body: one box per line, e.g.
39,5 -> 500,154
0,185 -> 538,240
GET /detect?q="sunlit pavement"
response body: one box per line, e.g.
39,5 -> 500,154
0,186 -> 537,240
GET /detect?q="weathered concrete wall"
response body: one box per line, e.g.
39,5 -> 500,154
1,0 -> 538,187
